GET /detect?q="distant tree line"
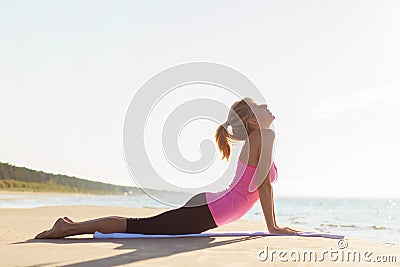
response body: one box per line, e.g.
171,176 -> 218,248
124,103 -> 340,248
0,162 -> 144,195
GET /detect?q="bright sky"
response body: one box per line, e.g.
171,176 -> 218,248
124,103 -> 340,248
1,1 -> 399,198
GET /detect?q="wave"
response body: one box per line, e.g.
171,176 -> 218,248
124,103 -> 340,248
320,223 -> 387,230
320,223 -> 357,228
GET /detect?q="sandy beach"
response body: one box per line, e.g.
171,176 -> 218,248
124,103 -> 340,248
0,200 -> 398,267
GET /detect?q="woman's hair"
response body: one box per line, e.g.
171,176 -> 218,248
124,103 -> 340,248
215,97 -> 255,161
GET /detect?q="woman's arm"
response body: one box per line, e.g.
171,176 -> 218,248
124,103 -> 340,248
259,177 -> 300,234
253,128 -> 276,231
255,129 -> 300,234
258,174 -> 276,231
271,178 -> 278,228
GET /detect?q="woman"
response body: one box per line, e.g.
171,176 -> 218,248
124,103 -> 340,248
35,97 -> 300,239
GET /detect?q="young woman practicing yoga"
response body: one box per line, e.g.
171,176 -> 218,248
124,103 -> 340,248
35,97 -> 301,239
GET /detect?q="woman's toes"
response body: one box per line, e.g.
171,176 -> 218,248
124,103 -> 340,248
63,217 -> 73,223
35,230 -> 47,239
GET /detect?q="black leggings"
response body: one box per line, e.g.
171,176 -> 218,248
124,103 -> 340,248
126,192 -> 218,234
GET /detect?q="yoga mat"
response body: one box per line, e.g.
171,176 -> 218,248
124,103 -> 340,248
93,231 -> 344,239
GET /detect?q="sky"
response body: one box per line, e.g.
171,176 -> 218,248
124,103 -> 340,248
1,0 -> 400,198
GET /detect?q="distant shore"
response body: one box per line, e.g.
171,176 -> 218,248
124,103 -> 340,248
0,190 -> 108,196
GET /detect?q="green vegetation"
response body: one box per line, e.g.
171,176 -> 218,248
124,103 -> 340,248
0,162 -> 143,195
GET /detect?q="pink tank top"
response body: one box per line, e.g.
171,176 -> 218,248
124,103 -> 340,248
205,158 -> 278,226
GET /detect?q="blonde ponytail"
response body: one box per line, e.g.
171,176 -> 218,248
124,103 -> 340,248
215,122 -> 231,160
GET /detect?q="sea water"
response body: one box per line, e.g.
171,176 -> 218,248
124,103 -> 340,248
1,193 -> 398,246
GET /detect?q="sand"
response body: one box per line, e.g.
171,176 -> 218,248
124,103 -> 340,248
1,198 -> 399,266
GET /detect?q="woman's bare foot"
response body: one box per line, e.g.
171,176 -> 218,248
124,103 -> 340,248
34,218 -> 71,239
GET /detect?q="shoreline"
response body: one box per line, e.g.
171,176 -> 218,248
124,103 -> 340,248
0,190 -> 128,196
0,190 -> 106,196
2,190 -> 400,200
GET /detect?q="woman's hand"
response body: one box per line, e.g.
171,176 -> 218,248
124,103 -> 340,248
268,226 -> 303,235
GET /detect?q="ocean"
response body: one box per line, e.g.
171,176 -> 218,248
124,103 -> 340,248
1,193 -> 398,246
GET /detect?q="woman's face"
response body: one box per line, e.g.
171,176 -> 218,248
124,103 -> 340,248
247,101 -> 275,129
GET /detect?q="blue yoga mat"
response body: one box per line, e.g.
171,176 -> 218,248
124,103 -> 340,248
93,231 -> 344,239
